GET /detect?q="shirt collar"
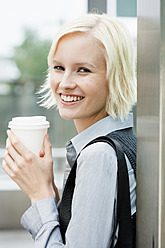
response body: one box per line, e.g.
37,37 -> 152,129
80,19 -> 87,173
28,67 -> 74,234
71,113 -> 133,156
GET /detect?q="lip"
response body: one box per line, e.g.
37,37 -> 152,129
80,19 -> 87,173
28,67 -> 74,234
59,93 -> 85,105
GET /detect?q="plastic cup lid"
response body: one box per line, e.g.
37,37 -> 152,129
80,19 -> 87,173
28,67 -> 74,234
8,116 -> 50,130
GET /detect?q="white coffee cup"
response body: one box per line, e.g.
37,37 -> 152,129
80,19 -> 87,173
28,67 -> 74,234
8,116 -> 50,156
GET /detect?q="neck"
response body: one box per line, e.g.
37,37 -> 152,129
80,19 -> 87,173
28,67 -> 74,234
74,113 -> 108,133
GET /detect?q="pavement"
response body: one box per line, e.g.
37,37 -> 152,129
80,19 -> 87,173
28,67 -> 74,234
0,229 -> 34,248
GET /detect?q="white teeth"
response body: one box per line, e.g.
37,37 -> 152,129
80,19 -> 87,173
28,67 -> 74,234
61,95 -> 83,102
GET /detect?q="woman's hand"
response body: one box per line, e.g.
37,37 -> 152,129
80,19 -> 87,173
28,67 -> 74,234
2,130 -> 58,205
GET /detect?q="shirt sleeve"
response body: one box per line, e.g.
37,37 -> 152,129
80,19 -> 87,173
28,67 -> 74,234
21,142 -> 118,248
21,198 -> 64,247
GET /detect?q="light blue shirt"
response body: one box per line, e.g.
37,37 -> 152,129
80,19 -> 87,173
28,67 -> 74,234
21,114 -> 136,248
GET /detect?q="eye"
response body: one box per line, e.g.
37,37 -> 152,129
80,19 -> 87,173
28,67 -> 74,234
78,67 -> 91,73
53,66 -> 65,71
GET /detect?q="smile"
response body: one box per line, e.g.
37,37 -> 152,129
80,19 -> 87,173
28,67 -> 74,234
60,94 -> 84,102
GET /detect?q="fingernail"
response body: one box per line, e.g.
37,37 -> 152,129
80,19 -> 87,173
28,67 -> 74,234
39,150 -> 45,157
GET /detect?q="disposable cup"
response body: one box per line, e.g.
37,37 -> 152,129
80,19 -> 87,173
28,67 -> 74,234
8,116 -> 50,156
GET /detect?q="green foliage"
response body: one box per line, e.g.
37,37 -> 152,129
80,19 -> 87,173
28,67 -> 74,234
12,29 -> 51,87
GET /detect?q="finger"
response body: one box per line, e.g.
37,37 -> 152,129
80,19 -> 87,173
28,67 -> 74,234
6,137 -> 10,146
6,137 -> 23,163
7,130 -> 35,160
2,159 -> 15,178
43,134 -> 52,158
39,150 -> 45,157
39,142 -> 45,158
7,130 -> 24,155
3,153 -> 16,174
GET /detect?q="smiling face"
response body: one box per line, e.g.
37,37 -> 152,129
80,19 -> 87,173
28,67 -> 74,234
50,32 -> 108,133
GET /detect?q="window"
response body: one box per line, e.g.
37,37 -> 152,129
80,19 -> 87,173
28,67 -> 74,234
117,0 -> 137,17
0,0 -> 87,190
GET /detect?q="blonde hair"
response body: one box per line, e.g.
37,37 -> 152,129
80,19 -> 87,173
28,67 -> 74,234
39,13 -> 137,119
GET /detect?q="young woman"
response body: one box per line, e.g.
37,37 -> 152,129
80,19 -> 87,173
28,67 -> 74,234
3,13 -> 136,247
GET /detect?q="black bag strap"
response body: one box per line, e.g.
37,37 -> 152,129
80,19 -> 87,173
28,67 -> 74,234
59,136 -> 133,247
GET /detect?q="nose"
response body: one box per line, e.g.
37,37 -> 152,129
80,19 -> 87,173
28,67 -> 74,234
59,72 -> 77,90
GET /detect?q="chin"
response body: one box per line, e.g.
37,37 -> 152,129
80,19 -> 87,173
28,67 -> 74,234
58,111 -> 74,120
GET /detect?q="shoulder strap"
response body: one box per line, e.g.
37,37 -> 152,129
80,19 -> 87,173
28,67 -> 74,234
107,128 -> 136,177
59,136 -> 133,247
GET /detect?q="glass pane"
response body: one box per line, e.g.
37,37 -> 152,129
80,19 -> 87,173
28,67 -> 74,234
0,0 -> 87,179
117,0 -> 137,17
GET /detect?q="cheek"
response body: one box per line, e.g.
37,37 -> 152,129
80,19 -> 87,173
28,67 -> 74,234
90,78 -> 107,95
50,74 -> 58,92
92,80 -> 108,105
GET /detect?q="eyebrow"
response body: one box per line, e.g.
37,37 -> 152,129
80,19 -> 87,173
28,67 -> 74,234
74,62 -> 97,69
52,60 -> 97,69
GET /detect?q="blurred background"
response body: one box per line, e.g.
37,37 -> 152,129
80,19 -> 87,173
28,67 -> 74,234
0,0 -> 137,246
